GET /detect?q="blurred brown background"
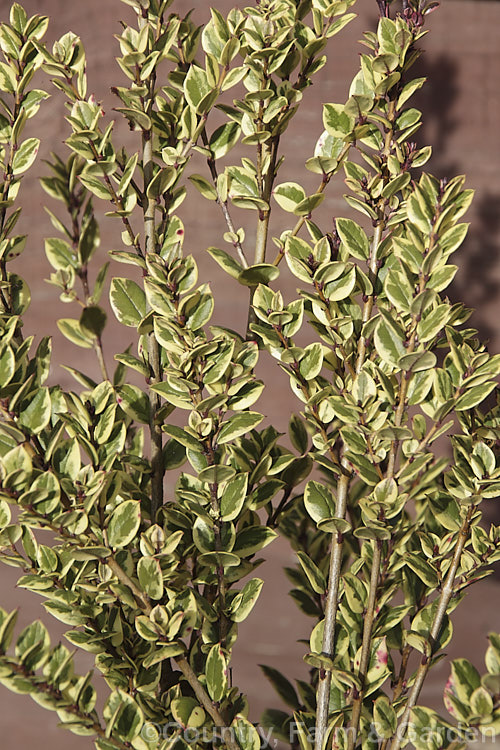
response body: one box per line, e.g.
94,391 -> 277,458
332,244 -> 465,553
1,0 -> 500,746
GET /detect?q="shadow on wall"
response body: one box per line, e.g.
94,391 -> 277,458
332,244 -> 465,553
413,47 -> 500,552
414,51 -> 500,346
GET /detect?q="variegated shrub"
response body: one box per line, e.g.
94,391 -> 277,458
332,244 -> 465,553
0,1 -> 499,750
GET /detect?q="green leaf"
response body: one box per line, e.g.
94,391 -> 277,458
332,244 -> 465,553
407,192 -> 431,234
343,572 -> 366,614
238,263 -> 280,287
188,174 -> 217,201
293,192 -> 325,216
449,658 -> 481,705
398,351 -> 437,373
181,289 -> 214,330
137,556 -> 163,600
373,478 -> 398,505
228,380 -> 264,411
114,107 -> 151,132
297,551 -> 326,594
45,237 -> 76,270
233,526 -> 277,556
326,12 -> 357,38
113,353 -> 148,377
217,412 -> 264,444
377,17 -> 399,54
142,643 -> 185,667
405,552 -> 438,587
183,65 -> 211,112
162,425 -> 202,452
79,214 -> 100,265
8,272 -> 30,314
206,644 -> 227,702
374,318 -> 406,368
146,167 -> 177,199
417,305 -> 451,343
336,218 -> 370,260
209,121 -> 240,159
273,182 -> 306,212
232,716 -> 261,750
18,388 -> 51,434
0,345 -> 15,387
171,697 -> 205,729
0,61 -> 16,93
470,686 -> 493,717
105,691 -> 143,742
323,103 -> 354,138
79,171 -> 111,201
373,696 -> 397,739
0,346 -> 16,387
198,550 -> 240,568
220,473 -> 248,521
94,404 -> 117,444
57,318 -> 94,349
323,264 -> 356,301
0,609 -> 18,651
352,370 -> 376,403
227,166 -> 260,199
455,382 -> 496,411
53,438 -> 80,479
230,578 -> 264,622
117,152 -> 138,196
260,665 -> 300,710
288,414 -> 308,454
117,383 -> 150,423
427,264 -> 458,292
207,246 -> 244,280
0,499 -> 11,529
80,306 -> 107,338
107,500 -> 141,548
110,277 -> 146,327
303,481 -> 335,524
473,442 -> 495,476
12,138 -> 40,175
299,343 -> 323,380
192,516 -> 215,554
317,517 -> 352,534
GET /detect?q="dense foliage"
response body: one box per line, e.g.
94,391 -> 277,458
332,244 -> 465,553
0,1 -> 499,749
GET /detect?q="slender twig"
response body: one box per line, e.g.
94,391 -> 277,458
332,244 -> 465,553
107,556 -> 152,613
3,660 -> 129,749
105,556 -> 239,748
254,137 -> 280,265
316,214 -> 385,750
201,128 -> 248,268
246,135 -> 280,337
94,340 -> 110,381
313,280 -> 356,379
321,96 -> 398,750
144,214 -> 164,521
6,476 -> 235,744
272,141 -> 352,267
315,466 -> 350,747
380,641 -> 413,750
175,657 -> 240,750
71,193 -> 109,381
208,473 -> 228,646
355,222 -> 383,374
138,17 -> 164,521
0,57 -> 27,315
347,258 -> 413,748
388,505 -> 475,750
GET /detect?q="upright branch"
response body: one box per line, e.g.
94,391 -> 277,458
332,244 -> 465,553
139,11 -> 164,520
